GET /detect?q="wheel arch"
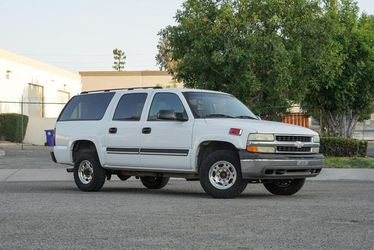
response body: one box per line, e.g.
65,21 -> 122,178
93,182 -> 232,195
195,140 -> 240,172
71,140 -> 99,164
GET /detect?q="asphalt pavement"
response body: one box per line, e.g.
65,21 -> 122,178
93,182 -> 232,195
0,180 -> 373,249
0,142 -> 374,249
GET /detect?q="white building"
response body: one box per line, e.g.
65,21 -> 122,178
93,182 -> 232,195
0,48 -> 81,145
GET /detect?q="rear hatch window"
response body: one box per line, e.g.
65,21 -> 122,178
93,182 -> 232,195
58,92 -> 115,121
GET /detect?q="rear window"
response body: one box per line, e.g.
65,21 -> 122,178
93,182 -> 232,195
58,92 -> 115,121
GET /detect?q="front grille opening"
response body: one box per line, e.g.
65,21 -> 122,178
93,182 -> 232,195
277,146 -> 311,152
265,170 -> 274,175
276,135 -> 312,142
264,169 -> 322,175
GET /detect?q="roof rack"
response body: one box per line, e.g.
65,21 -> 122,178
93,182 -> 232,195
80,86 -> 162,94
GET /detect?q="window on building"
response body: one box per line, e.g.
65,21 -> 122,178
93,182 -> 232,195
28,83 -> 44,117
57,90 -> 70,103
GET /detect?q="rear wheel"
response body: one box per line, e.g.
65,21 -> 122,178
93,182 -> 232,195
140,176 -> 169,189
263,178 -> 305,195
199,150 -> 247,198
74,153 -> 106,192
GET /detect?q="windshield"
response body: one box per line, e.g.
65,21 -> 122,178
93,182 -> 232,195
183,92 -> 257,119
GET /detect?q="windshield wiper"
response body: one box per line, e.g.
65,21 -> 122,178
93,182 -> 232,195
204,114 -> 234,118
235,115 -> 258,120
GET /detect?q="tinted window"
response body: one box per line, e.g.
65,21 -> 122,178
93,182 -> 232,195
113,93 -> 147,121
58,92 -> 114,121
183,92 -> 257,119
148,93 -> 187,121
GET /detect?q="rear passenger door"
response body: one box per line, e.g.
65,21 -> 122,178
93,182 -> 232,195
139,92 -> 193,170
104,92 -> 148,167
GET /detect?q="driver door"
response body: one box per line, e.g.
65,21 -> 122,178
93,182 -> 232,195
139,92 -> 193,170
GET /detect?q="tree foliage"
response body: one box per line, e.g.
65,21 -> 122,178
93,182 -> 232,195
157,0 -> 374,137
299,1 -> 374,137
112,48 -> 126,71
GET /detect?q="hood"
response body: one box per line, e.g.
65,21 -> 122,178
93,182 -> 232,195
203,118 -> 318,136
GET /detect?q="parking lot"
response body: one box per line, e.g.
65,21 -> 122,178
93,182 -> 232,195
0,143 -> 373,249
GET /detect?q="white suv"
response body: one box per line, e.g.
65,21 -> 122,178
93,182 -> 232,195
51,87 -> 323,198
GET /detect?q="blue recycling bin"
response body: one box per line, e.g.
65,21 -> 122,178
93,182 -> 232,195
45,129 -> 54,146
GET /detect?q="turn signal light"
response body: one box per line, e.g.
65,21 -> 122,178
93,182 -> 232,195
246,146 -> 258,152
246,146 -> 275,153
229,128 -> 242,136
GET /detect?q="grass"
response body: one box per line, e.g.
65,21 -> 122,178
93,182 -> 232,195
324,157 -> 374,169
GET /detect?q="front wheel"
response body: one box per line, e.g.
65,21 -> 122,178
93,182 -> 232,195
263,179 -> 305,195
73,153 -> 106,192
140,176 -> 169,189
199,150 -> 247,198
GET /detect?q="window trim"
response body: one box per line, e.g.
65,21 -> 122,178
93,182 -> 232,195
112,93 -> 148,122
147,92 -> 188,122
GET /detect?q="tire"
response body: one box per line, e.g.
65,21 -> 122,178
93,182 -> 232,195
117,172 -> 131,181
263,178 -> 305,196
73,152 -> 106,192
140,176 -> 169,189
199,150 -> 247,198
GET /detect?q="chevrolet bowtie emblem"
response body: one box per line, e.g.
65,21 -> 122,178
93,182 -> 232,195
294,141 -> 304,148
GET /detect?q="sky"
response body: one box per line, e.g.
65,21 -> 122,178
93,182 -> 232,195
0,0 -> 373,73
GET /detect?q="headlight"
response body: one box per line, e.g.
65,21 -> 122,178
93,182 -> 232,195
313,135 -> 320,143
248,133 -> 274,141
246,146 -> 275,153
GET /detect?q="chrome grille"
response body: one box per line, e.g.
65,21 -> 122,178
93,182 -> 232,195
276,135 -> 311,142
277,146 -> 311,153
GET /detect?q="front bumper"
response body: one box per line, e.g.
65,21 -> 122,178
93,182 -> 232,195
239,151 -> 324,179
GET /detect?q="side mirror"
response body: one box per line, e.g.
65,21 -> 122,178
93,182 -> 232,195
157,110 -> 188,122
158,110 -> 176,120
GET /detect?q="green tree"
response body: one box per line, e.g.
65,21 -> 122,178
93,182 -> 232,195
155,29 -> 179,72
112,48 -> 126,71
158,0 -> 374,137
157,0 -> 318,114
298,1 -> 374,137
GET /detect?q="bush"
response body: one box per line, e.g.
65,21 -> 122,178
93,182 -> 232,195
320,137 -> 368,157
0,113 -> 29,143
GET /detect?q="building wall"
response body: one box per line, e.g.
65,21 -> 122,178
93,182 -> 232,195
0,49 -> 81,118
80,71 -> 182,91
23,117 -> 57,145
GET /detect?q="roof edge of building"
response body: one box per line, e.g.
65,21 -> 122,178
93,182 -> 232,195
79,70 -> 170,77
0,48 -> 80,81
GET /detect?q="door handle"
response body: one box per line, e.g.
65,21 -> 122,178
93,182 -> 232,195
142,127 -> 151,134
109,127 -> 117,134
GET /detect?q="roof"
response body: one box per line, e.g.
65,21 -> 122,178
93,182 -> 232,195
0,48 -> 80,81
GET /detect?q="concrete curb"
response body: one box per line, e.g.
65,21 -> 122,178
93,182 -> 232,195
0,168 -> 373,183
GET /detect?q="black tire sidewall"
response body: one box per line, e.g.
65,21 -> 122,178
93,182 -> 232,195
140,176 -> 169,189
263,178 -> 305,196
199,150 -> 247,198
73,153 -> 106,192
